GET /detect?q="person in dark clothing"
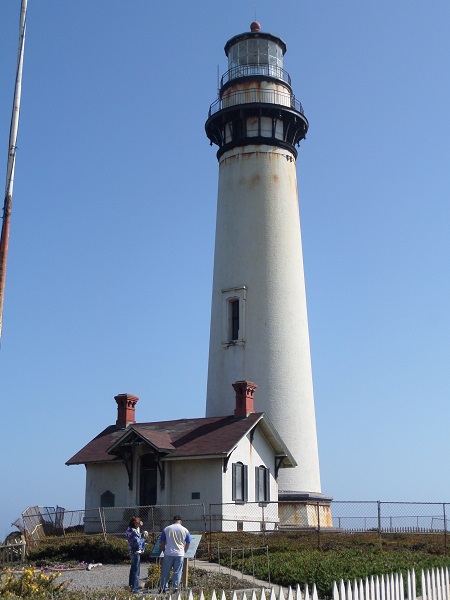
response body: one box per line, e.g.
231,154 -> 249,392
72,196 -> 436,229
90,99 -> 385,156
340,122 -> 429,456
126,517 -> 148,593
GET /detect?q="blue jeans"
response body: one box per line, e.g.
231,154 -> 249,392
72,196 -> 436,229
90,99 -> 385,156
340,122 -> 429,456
129,552 -> 141,592
160,555 -> 184,591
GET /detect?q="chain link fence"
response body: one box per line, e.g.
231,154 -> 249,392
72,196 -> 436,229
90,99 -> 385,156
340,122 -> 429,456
18,501 -> 450,548
209,500 -> 450,553
21,506 -> 106,543
210,501 -> 333,532
100,504 -> 207,538
332,501 -> 449,533
20,504 -> 207,543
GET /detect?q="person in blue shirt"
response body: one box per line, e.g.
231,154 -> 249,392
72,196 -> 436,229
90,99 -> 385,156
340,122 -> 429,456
159,515 -> 192,593
126,517 -> 148,594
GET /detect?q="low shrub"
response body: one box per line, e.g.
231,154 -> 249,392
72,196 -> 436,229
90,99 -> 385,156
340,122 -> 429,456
146,562 -> 161,588
27,536 -> 129,565
0,566 -> 66,598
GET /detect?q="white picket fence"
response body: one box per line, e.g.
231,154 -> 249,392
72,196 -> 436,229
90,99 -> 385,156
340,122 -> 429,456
206,588 -> 317,600
332,567 -> 450,600
103,567 -> 450,600
107,586 -> 318,600
175,567 -> 449,600
146,587 -> 319,600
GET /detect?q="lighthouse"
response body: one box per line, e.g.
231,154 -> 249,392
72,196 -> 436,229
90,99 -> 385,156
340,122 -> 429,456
205,23 -> 327,508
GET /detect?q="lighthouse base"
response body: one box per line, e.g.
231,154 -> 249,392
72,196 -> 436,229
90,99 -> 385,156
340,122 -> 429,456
278,492 -> 334,529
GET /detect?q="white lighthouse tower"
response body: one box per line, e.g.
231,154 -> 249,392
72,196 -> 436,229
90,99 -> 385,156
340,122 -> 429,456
205,23 -> 328,511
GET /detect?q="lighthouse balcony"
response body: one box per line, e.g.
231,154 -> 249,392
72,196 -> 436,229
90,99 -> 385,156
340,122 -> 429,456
208,88 -> 305,117
205,97 -> 308,158
221,63 -> 291,88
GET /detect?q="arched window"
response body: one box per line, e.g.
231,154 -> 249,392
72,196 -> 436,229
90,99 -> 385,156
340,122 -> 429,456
100,490 -> 115,508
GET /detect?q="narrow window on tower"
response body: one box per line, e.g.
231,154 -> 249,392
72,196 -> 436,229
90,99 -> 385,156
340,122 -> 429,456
230,298 -> 239,341
222,286 -> 246,347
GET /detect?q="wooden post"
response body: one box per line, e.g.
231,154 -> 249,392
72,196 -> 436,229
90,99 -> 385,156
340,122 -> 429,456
181,558 -> 189,588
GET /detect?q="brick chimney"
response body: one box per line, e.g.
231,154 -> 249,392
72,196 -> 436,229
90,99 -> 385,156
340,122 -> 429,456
233,380 -> 257,417
115,393 -> 139,428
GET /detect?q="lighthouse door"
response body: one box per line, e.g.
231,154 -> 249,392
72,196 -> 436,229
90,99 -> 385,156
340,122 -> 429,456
139,454 -> 157,506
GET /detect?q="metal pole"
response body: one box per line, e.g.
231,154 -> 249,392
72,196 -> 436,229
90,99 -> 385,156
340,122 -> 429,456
202,502 -> 207,534
0,0 -> 27,342
443,503 -> 447,556
317,501 -> 321,550
229,547 -> 233,590
98,508 -> 107,542
377,501 -> 382,550
208,504 -> 213,560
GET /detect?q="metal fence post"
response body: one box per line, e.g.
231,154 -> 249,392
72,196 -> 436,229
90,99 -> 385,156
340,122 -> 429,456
443,503 -> 447,555
377,501 -> 382,550
150,506 -> 155,538
98,507 -> 107,541
202,503 -> 207,534
208,504 -> 213,559
317,501 -> 321,550
261,504 -> 266,542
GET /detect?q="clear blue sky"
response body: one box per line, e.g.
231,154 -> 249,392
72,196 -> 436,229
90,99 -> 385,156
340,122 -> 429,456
1,0 -> 449,539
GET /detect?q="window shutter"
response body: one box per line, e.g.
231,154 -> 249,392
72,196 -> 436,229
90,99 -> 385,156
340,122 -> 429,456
243,465 -> 248,502
265,468 -> 270,502
255,466 -> 259,501
232,463 -> 237,501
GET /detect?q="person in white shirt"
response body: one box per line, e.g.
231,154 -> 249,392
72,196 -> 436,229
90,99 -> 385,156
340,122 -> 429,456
159,515 -> 191,593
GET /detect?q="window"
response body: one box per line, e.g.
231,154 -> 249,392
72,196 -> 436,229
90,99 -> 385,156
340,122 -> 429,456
255,466 -> 270,502
232,462 -> 248,502
139,454 -> 157,506
228,39 -> 283,70
191,492 -> 200,500
100,490 -> 115,508
222,286 -> 246,345
230,299 -> 239,341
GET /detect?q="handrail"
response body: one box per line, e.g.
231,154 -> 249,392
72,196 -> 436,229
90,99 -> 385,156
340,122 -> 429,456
221,63 -> 291,87
208,88 -> 305,117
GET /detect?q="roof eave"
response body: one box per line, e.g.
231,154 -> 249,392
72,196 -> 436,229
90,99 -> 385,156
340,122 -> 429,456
163,453 -> 228,461
258,416 -> 298,468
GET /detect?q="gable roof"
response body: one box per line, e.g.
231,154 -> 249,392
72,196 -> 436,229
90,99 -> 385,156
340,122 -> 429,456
66,412 -> 296,467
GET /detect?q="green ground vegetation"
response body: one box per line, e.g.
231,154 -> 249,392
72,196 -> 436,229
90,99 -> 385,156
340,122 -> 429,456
1,531 -> 449,599
208,531 -> 450,598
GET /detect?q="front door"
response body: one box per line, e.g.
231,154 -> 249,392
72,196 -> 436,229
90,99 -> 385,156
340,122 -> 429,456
139,454 -> 157,506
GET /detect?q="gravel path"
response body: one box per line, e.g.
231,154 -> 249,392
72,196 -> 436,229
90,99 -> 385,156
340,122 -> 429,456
56,564 -> 142,592
53,561 -> 277,594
